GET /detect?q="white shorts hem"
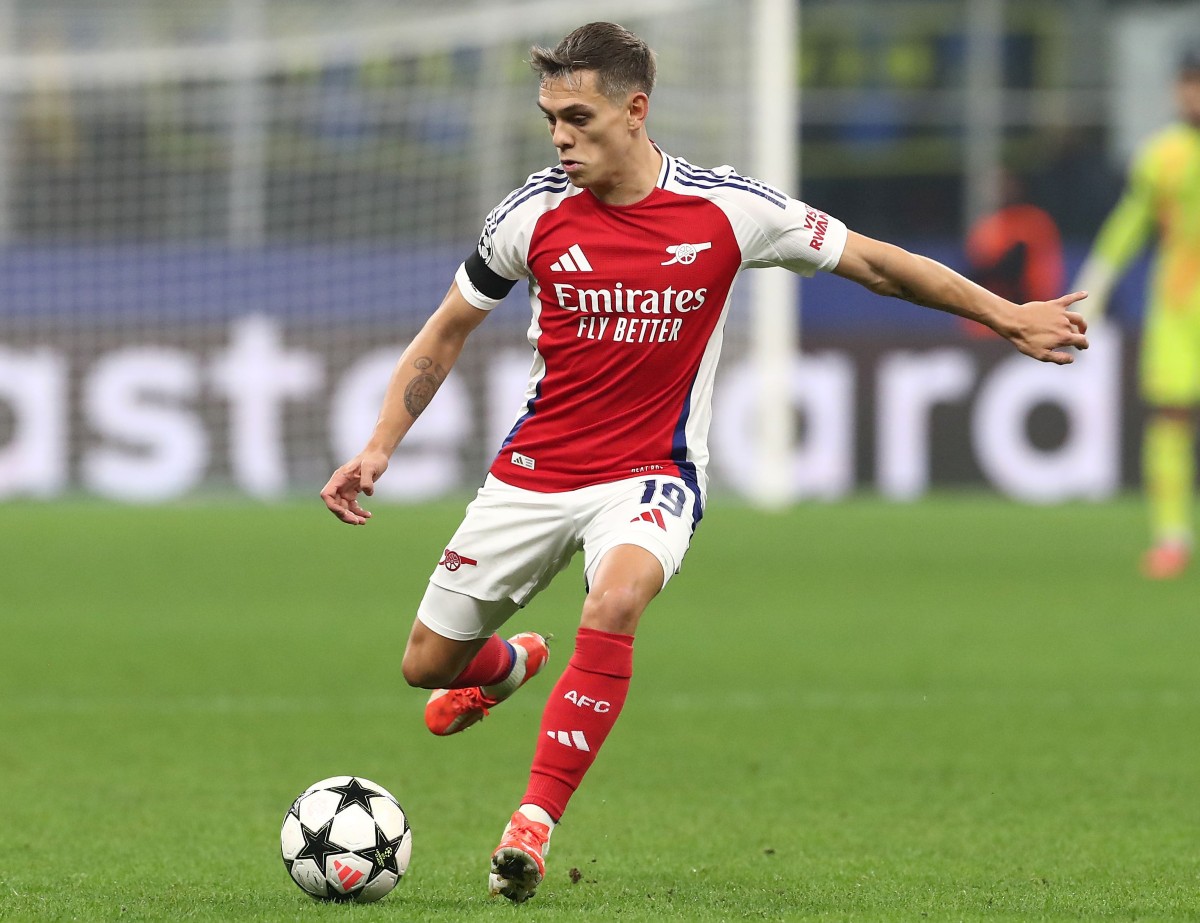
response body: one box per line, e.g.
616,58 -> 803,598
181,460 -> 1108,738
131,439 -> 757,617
585,533 -> 678,592
416,583 -> 519,642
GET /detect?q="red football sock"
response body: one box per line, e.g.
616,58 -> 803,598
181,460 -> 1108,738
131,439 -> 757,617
445,633 -> 514,688
522,626 -> 634,820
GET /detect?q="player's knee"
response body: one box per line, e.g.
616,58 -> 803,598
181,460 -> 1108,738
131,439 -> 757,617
401,635 -> 460,689
580,584 -> 645,634
401,651 -> 456,689
399,650 -> 429,688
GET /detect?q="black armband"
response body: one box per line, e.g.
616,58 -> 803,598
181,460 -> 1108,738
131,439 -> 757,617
464,250 -> 519,301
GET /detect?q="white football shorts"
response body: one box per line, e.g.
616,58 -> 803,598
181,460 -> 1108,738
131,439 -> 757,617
418,473 -> 703,640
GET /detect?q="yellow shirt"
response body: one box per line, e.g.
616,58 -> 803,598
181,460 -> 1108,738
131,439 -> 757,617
1091,122 -> 1200,316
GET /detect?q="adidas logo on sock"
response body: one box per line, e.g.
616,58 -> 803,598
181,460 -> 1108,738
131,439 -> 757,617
550,244 -> 593,273
546,730 -> 591,751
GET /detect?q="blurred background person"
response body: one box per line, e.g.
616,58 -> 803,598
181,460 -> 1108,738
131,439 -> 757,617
1074,45 -> 1200,579
960,166 -> 1065,338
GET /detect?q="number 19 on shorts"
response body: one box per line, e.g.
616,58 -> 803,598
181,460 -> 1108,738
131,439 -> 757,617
639,479 -> 688,519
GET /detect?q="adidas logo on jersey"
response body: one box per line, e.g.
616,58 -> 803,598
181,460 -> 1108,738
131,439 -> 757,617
546,730 -> 591,751
550,244 -> 594,272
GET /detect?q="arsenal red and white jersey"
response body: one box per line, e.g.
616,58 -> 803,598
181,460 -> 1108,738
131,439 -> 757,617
454,148 -> 848,499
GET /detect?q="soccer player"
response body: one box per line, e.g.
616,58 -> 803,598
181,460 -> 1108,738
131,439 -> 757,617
1074,47 -> 1200,580
321,22 -> 1088,903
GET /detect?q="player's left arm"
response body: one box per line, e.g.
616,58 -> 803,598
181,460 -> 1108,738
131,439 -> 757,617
833,230 -> 1089,364
1071,141 -> 1159,317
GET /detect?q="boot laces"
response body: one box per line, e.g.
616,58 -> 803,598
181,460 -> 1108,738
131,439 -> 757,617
503,814 -> 550,857
451,686 -> 492,716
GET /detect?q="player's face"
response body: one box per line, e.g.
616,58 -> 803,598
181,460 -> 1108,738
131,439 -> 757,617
538,70 -> 643,193
1178,72 -> 1200,127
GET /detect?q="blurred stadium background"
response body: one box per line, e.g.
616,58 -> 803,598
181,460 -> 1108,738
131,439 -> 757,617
2,0 -> 1194,508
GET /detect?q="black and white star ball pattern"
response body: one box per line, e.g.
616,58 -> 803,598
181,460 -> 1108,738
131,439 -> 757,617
280,776 -> 411,902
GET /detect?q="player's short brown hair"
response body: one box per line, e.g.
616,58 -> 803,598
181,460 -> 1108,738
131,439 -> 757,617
530,22 -> 657,102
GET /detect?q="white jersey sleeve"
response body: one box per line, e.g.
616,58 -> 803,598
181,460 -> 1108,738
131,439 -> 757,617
745,194 -> 848,275
454,166 -> 576,310
667,159 -> 847,276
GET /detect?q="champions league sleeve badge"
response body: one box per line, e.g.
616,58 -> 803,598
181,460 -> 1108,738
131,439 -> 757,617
478,226 -> 494,263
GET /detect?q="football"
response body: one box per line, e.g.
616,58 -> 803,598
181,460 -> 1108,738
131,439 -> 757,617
280,776 -> 412,902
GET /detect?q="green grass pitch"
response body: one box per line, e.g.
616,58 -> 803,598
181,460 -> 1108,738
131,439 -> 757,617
2,495 -> 1197,921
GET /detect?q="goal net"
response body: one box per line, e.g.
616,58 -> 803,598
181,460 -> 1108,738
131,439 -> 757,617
0,0 -> 794,502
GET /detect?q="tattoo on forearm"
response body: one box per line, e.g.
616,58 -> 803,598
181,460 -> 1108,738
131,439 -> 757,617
404,356 -> 447,418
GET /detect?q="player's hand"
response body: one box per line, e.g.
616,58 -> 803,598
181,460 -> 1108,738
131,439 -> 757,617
1005,291 -> 1090,365
320,451 -> 389,525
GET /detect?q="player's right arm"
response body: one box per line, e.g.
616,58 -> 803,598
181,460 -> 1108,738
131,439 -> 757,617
321,281 -> 489,525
